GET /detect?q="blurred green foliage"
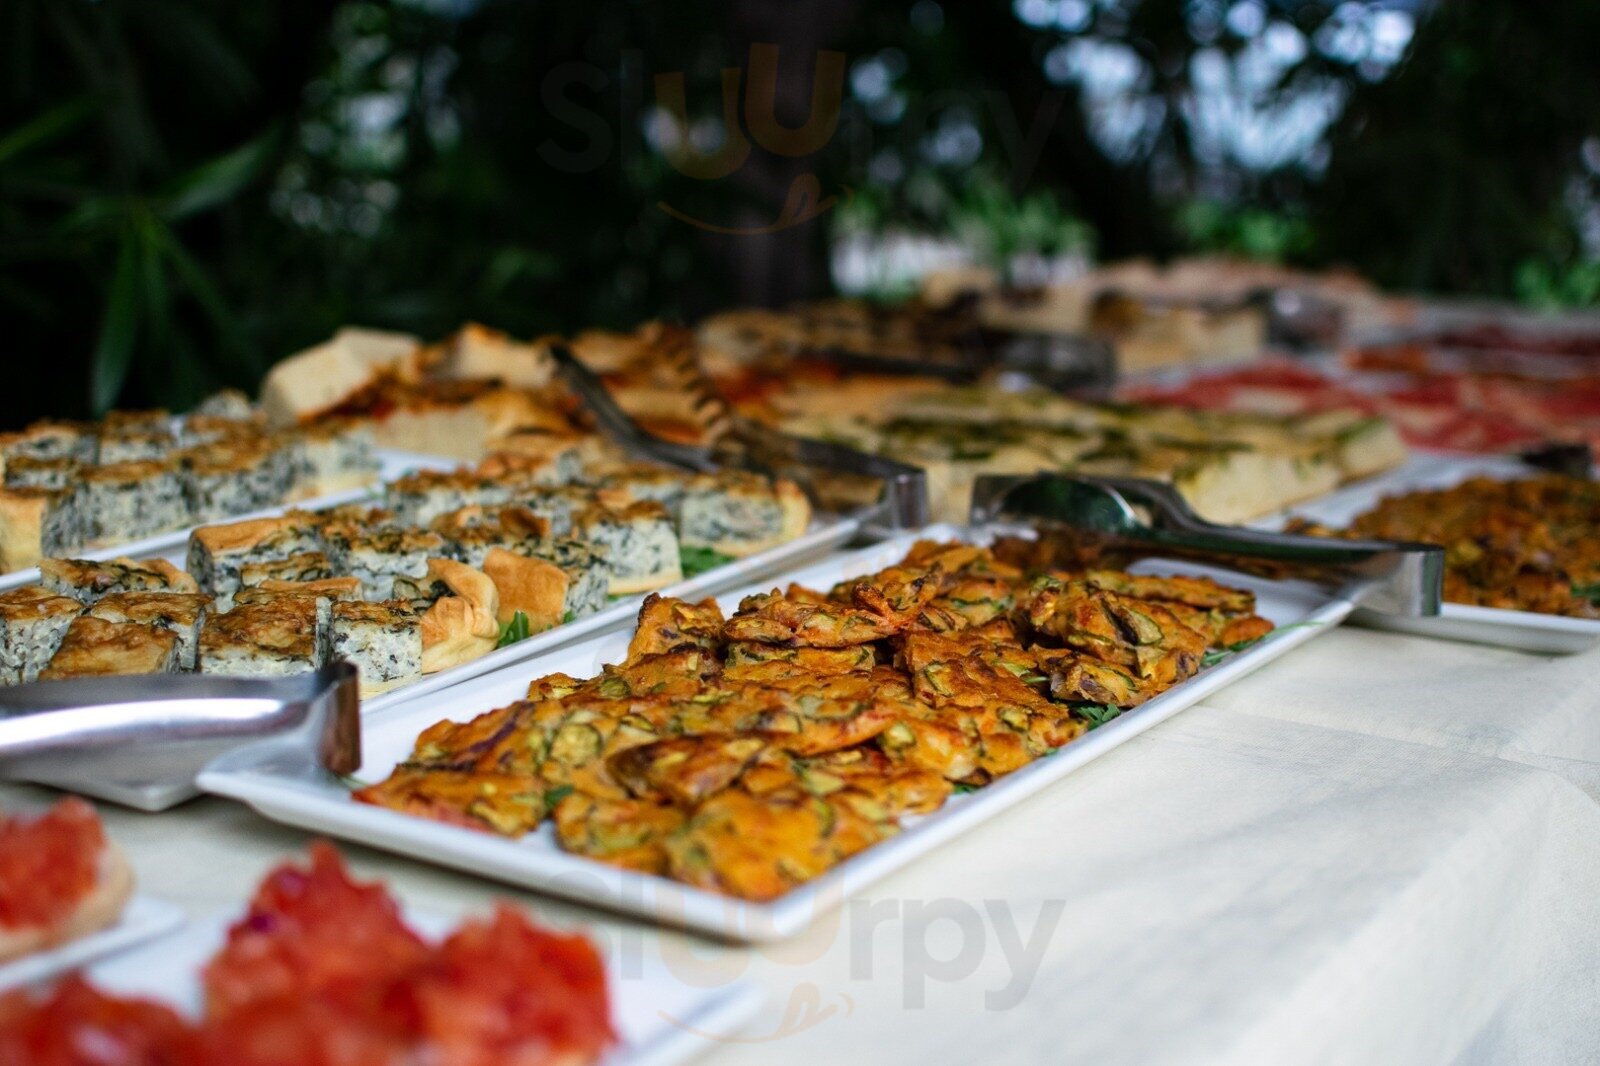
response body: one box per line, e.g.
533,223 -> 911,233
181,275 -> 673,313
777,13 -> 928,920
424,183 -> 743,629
0,0 -> 1595,424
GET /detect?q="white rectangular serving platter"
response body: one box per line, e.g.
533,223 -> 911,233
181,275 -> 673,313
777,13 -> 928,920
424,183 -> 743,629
0,449 -> 454,594
1259,452 -> 1600,654
201,523 -> 1357,942
0,894 -> 186,992
80,900 -> 761,1066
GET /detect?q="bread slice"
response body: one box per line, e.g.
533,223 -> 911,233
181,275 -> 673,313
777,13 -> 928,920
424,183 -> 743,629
0,840 -> 134,963
260,326 -> 422,426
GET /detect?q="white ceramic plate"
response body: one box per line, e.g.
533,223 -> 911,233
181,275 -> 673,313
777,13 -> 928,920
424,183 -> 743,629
81,901 -> 761,1066
0,894 -> 186,991
1260,452 -> 1600,654
0,449 -> 451,594
202,524 -> 1357,942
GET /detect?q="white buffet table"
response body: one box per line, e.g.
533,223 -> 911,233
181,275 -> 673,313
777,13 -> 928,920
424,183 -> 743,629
3,632 -> 1599,1065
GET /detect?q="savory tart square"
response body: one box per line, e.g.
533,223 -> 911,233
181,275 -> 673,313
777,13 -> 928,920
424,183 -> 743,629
176,435 -> 294,523
329,600 -> 423,696
96,427 -> 176,464
385,469 -> 511,526
678,472 -> 810,557
331,528 -> 446,601
40,556 -> 199,604
86,591 -> 208,671
198,597 -> 326,678
0,586 -> 81,683
510,485 -> 596,537
0,487 -> 81,573
239,550 -> 335,588
78,459 -> 189,544
0,419 -> 97,464
593,461 -> 691,516
186,514 -> 323,597
517,537 -> 611,619
572,500 -> 681,595
38,616 -> 182,679
2,456 -> 79,491
288,419 -> 379,498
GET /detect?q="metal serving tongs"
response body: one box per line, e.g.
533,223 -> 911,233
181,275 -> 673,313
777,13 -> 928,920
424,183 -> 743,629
548,339 -> 930,530
969,473 -> 1444,616
0,663 -> 360,811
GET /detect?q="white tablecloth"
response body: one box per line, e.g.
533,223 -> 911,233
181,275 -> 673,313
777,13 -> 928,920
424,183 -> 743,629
4,634 -> 1600,1065
1204,628 -> 1600,796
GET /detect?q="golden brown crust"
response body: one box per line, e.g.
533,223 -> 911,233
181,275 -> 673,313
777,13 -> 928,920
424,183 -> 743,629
190,515 -> 308,556
419,558 -> 500,673
39,617 -> 179,678
119,557 -> 199,594
775,478 -> 812,541
0,488 -> 54,573
257,576 -> 364,599
480,547 -> 569,629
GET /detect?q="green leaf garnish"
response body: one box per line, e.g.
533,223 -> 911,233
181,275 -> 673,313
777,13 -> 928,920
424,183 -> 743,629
680,545 -> 735,578
562,609 -> 576,625
1574,583 -> 1600,605
952,782 -> 982,794
496,610 -> 531,648
1199,620 -> 1326,668
544,784 -> 575,811
1077,703 -> 1122,729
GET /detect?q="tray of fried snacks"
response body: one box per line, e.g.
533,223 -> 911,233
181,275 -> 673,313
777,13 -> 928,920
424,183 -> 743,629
1266,453 -> 1600,653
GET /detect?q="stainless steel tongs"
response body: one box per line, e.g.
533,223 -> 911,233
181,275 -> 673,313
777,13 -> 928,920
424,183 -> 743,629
969,473 -> 1444,616
548,340 -> 930,529
0,663 -> 361,810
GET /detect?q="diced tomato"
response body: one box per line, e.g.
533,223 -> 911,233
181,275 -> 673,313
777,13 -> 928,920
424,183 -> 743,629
0,975 -> 195,1066
407,904 -> 614,1066
190,997 -> 408,1066
1,845 -> 613,1066
0,798 -> 106,933
201,843 -> 426,1021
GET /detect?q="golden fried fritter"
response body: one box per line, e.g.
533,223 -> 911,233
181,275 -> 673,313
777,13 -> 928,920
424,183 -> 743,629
1293,475 -> 1600,618
553,792 -> 685,875
724,570 -> 938,647
1026,581 -> 1206,684
663,788 -> 886,901
609,734 -> 771,806
723,641 -> 876,677
627,594 -> 726,662
1083,569 -> 1257,613
352,768 -> 546,836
